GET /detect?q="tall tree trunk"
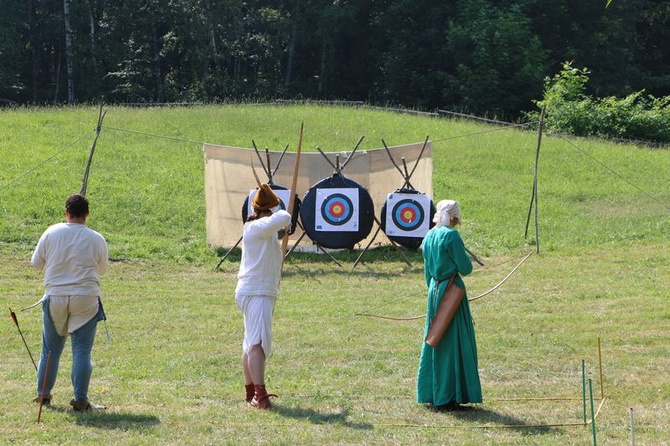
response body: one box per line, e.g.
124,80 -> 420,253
153,29 -> 163,101
204,0 -> 218,70
29,0 -> 39,102
54,46 -> 61,102
285,20 -> 297,91
63,0 -> 75,104
318,40 -> 326,96
85,0 -> 97,82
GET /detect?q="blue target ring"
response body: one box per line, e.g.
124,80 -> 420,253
321,193 -> 353,226
391,199 -> 424,232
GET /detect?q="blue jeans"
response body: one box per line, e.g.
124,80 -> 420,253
36,297 -> 104,402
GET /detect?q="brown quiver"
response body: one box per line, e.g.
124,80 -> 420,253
425,276 -> 465,348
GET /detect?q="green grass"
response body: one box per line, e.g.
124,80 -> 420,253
1,104 -> 669,444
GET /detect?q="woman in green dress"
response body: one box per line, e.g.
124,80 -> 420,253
417,199 -> 482,411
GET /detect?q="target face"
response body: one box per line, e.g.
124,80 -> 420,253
321,193 -> 353,226
247,188 -> 291,216
391,199 -> 424,231
315,188 -> 359,232
384,193 -> 431,238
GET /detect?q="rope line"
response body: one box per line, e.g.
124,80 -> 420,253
0,130 -> 95,193
432,122 -> 531,143
558,134 -> 670,212
102,125 -> 206,146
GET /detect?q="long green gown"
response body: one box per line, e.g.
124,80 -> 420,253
417,225 -> 482,406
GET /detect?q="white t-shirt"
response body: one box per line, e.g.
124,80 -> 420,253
235,210 -> 291,298
31,222 -> 109,296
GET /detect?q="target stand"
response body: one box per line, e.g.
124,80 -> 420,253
353,137 -> 434,269
290,138 -> 376,265
215,143 -> 300,270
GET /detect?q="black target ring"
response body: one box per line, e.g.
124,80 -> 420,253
320,193 -> 354,226
391,198 -> 425,232
380,188 -> 435,250
241,184 -> 301,236
300,174 -> 374,249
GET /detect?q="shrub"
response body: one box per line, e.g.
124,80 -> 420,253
527,61 -> 670,144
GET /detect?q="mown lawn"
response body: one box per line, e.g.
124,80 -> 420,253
1,104 -> 668,444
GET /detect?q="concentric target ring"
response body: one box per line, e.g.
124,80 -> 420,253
391,199 -> 425,232
320,193 -> 354,226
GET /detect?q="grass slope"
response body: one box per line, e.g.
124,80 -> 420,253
1,104 -> 668,444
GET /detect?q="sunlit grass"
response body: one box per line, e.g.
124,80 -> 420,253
1,105 -> 668,444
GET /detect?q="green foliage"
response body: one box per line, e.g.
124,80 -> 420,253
1,0 -> 669,122
444,1 -> 547,119
530,62 -> 670,143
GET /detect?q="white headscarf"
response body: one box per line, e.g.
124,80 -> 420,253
433,199 -> 461,227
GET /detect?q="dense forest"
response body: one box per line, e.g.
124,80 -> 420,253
0,0 -> 668,119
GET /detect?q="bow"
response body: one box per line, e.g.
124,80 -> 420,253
281,122 -> 303,265
355,251 -> 534,321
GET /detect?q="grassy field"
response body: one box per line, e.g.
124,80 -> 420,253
1,104 -> 668,445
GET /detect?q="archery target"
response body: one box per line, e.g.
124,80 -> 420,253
300,174 -> 374,249
385,193 -> 430,237
380,189 -> 435,250
241,184 -> 301,235
316,188 -> 358,231
246,188 -> 291,217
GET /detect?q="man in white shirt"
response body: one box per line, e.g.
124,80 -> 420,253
30,194 -> 109,411
235,184 -> 291,410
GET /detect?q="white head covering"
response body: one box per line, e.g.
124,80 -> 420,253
433,199 -> 461,227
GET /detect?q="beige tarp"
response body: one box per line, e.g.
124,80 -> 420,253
204,141 -> 433,249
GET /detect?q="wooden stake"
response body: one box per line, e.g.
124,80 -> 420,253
525,105 -> 545,254
598,337 -> 604,399
80,103 -> 107,196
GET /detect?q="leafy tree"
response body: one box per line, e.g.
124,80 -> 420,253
0,0 -> 25,102
531,61 -> 670,143
444,0 -> 547,118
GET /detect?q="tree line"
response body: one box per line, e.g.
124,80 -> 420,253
1,0 -> 668,120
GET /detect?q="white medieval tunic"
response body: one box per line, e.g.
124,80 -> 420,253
235,210 -> 291,356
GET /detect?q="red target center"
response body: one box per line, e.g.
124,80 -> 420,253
400,207 -> 416,223
329,202 -> 345,217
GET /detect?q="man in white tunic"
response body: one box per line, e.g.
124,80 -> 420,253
236,183 -> 291,410
30,194 -> 109,411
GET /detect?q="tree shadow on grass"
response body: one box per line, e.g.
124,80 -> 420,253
428,405 -> 564,436
274,405 -> 373,431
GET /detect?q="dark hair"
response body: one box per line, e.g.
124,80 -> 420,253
65,194 -> 89,218
246,209 -> 272,222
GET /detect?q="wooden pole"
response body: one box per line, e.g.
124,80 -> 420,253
598,337 -> 604,399
80,103 -> 107,197
525,105 -> 545,255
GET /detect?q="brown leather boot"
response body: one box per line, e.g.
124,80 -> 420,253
250,385 -> 277,410
245,383 -> 255,403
